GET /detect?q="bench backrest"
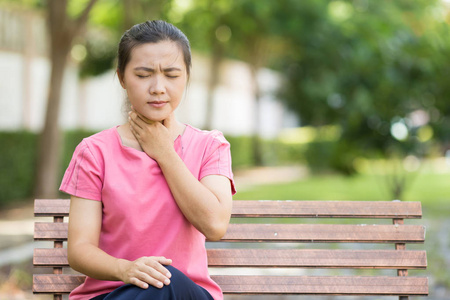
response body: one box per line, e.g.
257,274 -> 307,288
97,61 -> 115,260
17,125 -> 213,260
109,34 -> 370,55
33,199 -> 428,300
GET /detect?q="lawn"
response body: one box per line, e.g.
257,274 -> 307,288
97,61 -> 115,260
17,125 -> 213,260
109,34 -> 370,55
235,171 -> 450,215
234,167 -> 450,297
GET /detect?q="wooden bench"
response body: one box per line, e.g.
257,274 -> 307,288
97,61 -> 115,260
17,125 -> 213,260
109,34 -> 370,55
33,199 -> 428,299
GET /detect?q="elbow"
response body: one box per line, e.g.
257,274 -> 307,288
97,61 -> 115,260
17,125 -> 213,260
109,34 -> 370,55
203,220 -> 229,241
67,243 -> 85,273
67,248 -> 78,271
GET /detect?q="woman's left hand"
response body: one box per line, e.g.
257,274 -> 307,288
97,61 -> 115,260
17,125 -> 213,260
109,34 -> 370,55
128,111 -> 174,161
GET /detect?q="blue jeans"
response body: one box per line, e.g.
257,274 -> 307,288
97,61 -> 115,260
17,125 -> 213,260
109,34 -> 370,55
90,266 -> 214,300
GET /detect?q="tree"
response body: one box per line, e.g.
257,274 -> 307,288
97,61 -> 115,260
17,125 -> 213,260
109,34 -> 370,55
175,0 -> 293,165
278,0 -> 450,198
173,0 -> 232,131
35,0 -> 97,198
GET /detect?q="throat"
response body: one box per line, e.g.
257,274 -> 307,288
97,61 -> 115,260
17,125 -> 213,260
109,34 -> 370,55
117,124 -> 143,151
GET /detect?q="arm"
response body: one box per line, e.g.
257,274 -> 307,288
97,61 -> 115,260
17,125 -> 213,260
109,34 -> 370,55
129,113 -> 233,241
160,152 -> 233,241
68,196 -> 172,289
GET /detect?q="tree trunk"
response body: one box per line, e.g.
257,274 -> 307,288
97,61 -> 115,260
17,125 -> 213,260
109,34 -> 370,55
35,48 -> 69,198
250,65 -> 263,166
34,0 -> 97,198
204,38 -> 223,131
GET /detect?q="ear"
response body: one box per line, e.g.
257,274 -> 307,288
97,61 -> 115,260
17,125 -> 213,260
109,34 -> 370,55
117,69 -> 126,89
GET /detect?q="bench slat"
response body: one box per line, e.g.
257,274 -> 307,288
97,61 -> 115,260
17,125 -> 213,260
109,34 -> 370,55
33,275 -> 428,295
34,199 -> 70,217
34,223 -> 425,243
212,275 -> 429,295
35,199 -> 422,219
34,222 -> 68,240
33,274 -> 85,294
34,248 -> 427,269
222,224 -> 425,243
34,248 -> 68,267
232,200 -> 423,219
207,249 -> 427,269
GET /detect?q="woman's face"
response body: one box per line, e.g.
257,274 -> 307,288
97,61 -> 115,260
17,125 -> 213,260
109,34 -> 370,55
119,40 -> 187,122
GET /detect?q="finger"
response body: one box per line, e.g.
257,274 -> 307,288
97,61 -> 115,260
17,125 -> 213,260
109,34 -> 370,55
134,266 -> 170,288
129,276 -> 151,289
128,112 -> 144,130
132,272 -> 165,289
148,265 -> 171,286
129,122 -> 140,139
145,258 -> 172,281
131,259 -> 170,288
155,256 -> 173,267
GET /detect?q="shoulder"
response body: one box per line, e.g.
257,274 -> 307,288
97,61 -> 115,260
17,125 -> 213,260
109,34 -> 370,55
80,127 -> 118,150
185,124 -> 229,146
75,127 -> 119,159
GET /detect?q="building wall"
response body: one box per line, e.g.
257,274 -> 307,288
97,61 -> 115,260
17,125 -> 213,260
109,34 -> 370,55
0,7 -> 298,138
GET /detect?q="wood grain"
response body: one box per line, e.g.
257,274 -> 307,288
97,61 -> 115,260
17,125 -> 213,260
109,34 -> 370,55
212,275 -> 429,295
33,274 -> 428,295
35,199 -> 423,219
34,248 -> 427,269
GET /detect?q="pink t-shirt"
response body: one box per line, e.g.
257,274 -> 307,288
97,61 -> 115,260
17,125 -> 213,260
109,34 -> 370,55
60,125 -> 236,300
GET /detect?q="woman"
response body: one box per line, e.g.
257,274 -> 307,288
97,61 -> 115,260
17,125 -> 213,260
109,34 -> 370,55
60,20 -> 235,300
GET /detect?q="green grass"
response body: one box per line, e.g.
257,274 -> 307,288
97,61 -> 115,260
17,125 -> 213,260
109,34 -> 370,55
233,168 -> 450,290
235,171 -> 450,215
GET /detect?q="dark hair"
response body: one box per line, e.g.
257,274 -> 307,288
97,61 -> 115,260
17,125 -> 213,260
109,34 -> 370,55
117,20 -> 192,79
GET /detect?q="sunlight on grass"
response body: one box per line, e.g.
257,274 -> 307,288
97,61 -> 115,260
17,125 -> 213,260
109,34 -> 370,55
235,165 -> 450,214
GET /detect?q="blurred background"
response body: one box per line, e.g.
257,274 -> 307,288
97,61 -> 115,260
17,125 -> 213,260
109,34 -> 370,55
0,0 -> 449,299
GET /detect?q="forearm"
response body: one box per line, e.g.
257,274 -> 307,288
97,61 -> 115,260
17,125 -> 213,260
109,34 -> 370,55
158,150 -> 231,241
68,242 -> 125,282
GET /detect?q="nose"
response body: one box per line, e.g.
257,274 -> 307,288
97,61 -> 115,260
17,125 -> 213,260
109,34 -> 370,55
149,75 -> 166,95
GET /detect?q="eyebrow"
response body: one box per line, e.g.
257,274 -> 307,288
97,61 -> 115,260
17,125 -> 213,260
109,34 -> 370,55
134,67 -> 182,72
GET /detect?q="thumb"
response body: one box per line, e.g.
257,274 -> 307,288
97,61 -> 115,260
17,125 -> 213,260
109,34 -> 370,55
157,256 -> 172,266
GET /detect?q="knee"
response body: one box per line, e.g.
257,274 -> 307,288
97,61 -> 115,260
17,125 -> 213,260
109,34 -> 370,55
165,265 -> 190,285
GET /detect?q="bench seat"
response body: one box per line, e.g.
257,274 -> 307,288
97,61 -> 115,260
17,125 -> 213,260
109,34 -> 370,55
33,199 -> 428,299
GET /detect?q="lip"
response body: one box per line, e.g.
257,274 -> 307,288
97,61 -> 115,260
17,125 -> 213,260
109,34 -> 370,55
148,101 -> 168,108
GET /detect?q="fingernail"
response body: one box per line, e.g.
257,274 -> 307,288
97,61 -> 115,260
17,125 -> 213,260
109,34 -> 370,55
166,272 -> 171,278
164,279 -> 170,285
157,282 -> 163,288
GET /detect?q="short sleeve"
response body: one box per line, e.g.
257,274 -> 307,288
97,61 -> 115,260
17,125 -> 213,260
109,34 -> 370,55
199,132 -> 236,195
59,140 -> 103,201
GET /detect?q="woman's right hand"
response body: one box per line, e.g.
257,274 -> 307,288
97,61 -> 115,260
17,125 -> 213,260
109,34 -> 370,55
117,256 -> 173,289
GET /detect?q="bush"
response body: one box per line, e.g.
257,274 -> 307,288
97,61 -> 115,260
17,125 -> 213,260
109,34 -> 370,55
0,131 -> 307,206
0,130 -> 97,207
304,140 -> 360,175
0,131 -> 38,206
60,129 -> 97,179
225,135 -> 255,169
226,135 -> 307,169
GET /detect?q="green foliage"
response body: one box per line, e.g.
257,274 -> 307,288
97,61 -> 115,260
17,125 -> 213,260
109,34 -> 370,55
78,0 -> 175,78
278,0 -> 449,171
0,131 -> 38,205
226,135 -> 306,169
225,135 -> 254,169
0,130 -> 96,207
60,129 -> 97,178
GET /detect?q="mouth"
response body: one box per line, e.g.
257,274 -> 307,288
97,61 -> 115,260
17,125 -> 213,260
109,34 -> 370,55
148,101 -> 168,108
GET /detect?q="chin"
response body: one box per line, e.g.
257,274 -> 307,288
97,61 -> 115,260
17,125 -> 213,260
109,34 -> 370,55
144,114 -> 167,123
